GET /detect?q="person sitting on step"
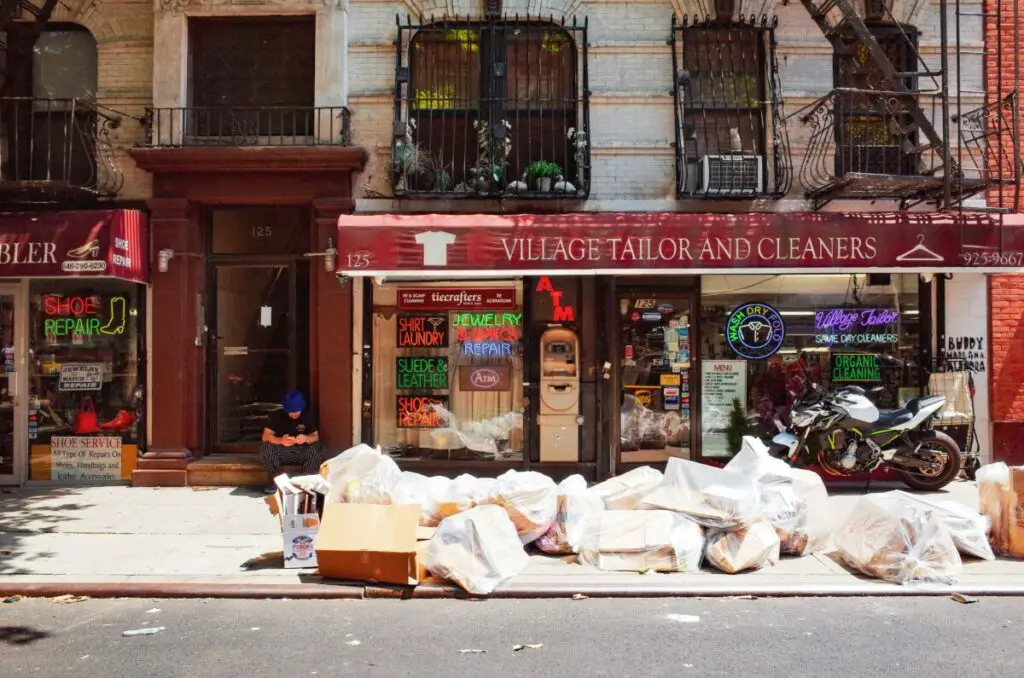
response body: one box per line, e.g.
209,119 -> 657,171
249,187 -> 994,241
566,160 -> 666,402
260,390 -> 331,493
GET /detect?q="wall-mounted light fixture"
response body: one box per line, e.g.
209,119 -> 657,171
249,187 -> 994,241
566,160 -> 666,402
304,236 -> 338,273
156,248 -> 202,273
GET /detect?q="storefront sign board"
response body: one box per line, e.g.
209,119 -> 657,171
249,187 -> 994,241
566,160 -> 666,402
814,307 -> 900,346
397,314 -> 449,348
49,436 -> 123,481
701,360 -> 748,457
396,395 -> 449,428
57,363 -> 104,391
397,287 -> 515,311
337,212 -> 1024,274
395,357 -> 449,390
831,353 -> 882,382
458,365 -> 512,391
0,210 -> 149,283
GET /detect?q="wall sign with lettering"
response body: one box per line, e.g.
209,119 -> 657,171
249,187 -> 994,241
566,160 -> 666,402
458,365 -> 512,391
944,336 -> 986,373
397,287 -> 516,311
396,395 -> 449,428
43,295 -> 127,338
831,353 -> 882,382
395,356 -> 449,390
58,363 -> 104,391
814,307 -> 899,346
49,436 -> 122,482
452,312 -> 521,343
726,303 -> 785,360
397,314 -> 449,348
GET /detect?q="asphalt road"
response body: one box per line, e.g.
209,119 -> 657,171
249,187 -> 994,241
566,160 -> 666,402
1,596 -> 1018,677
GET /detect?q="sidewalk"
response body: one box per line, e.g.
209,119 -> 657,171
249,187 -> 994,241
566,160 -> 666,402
2,479 -> 1023,599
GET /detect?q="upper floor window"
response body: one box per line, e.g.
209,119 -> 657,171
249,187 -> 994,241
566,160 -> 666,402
188,17 -> 315,138
392,16 -> 590,198
672,16 -> 790,198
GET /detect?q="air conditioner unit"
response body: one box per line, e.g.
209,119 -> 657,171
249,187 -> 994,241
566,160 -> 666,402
687,155 -> 764,196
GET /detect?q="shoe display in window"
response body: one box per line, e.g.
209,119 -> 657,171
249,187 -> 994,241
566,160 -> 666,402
99,409 -> 136,432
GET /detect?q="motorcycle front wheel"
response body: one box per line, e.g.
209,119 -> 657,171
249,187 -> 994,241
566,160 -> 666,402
896,430 -> 963,492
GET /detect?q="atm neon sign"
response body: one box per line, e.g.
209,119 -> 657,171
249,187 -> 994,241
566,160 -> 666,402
43,295 -> 128,337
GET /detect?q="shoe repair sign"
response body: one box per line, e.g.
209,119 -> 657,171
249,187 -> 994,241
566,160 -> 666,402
58,363 -> 104,391
49,436 -> 122,482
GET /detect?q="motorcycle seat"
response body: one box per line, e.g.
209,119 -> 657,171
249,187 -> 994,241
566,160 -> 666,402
906,395 -> 945,416
875,407 -> 913,428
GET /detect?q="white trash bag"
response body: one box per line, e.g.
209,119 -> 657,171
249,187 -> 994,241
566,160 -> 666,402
423,505 -> 529,595
880,491 -> 994,561
576,510 -> 705,573
704,521 -> 781,574
590,466 -> 663,510
725,437 -> 831,555
536,474 -> 605,554
834,492 -> 962,585
641,457 -> 759,529
485,470 -> 558,544
320,444 -> 400,504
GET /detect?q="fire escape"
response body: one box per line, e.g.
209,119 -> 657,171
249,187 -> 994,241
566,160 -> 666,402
792,0 -> 1021,212
1,0 -> 124,203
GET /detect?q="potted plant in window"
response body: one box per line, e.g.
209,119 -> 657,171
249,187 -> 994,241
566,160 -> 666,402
526,160 -> 562,192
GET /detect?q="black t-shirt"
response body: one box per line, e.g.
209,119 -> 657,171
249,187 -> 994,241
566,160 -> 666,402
268,408 -> 319,438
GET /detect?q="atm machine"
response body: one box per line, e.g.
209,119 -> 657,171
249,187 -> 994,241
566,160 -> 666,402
538,327 -> 580,462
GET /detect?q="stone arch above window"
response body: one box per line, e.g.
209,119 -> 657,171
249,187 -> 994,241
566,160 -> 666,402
407,0 -> 584,22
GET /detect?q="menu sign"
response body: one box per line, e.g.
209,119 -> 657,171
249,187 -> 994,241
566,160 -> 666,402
395,356 -> 449,390
396,395 -> 448,428
397,314 -> 449,348
397,287 -> 516,311
701,360 -> 748,457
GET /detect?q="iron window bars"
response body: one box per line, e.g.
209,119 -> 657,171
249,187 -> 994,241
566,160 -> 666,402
392,15 -> 591,199
671,14 -> 792,199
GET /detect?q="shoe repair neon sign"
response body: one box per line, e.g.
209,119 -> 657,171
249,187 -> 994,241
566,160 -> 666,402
43,295 -> 128,337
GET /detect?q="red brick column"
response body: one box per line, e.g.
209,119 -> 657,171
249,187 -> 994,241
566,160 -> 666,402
990,274 -> 1024,464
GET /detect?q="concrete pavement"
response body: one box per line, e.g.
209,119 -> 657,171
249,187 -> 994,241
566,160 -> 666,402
2,597 -> 1021,677
2,479 -> 1023,598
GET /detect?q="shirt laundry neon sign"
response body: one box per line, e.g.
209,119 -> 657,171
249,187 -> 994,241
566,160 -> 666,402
43,295 -> 128,337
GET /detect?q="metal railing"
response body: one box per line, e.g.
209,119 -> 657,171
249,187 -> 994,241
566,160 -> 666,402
141,106 -> 352,147
391,15 -> 591,199
0,97 -> 123,199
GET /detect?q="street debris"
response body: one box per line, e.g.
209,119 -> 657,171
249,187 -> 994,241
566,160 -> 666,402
666,614 -> 700,623
950,593 -> 978,604
191,486 -> 218,492
52,594 -> 90,604
459,649 -> 487,654
3,595 -> 23,603
345,640 -> 361,646
571,593 -> 588,600
122,627 -> 165,637
512,644 -> 543,651
145,608 -> 161,614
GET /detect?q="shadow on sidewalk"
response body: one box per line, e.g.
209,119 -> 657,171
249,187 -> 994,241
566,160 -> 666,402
0,488 -> 92,575
0,626 -> 52,646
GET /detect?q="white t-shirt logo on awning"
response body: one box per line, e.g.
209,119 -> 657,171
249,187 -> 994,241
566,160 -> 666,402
414,231 -> 456,267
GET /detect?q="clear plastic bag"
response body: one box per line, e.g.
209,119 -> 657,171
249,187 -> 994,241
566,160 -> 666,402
576,510 -> 705,572
834,493 -> 962,585
485,470 -> 558,544
704,521 -> 781,574
590,466 -> 663,510
642,457 -> 759,529
881,491 -> 994,561
320,444 -> 400,504
423,505 -> 530,595
536,474 -> 605,554
724,437 -> 831,555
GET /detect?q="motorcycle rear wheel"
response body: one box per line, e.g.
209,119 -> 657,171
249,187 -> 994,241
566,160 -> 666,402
896,430 -> 963,492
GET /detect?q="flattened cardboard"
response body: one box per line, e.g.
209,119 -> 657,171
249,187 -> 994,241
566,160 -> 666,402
315,503 -> 422,585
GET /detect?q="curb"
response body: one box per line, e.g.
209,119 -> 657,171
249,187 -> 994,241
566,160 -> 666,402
5,580 -> 1024,600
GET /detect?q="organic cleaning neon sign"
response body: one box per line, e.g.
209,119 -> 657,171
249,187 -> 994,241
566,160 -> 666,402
43,295 -> 128,337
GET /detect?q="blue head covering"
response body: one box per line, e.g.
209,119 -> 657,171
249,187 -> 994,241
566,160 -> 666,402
283,390 -> 306,413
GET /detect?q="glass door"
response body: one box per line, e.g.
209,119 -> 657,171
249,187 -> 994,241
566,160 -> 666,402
207,262 -> 310,452
617,292 -> 694,465
0,284 -> 26,484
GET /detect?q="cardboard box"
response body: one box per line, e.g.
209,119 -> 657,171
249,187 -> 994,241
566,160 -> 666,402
315,502 -> 425,585
265,494 -> 321,569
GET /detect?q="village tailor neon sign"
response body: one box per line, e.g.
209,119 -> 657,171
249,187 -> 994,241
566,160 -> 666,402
43,295 -> 128,337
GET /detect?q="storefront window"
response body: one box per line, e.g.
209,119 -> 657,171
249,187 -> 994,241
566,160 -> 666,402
371,282 -> 524,461
700,274 -> 922,457
27,280 -> 144,481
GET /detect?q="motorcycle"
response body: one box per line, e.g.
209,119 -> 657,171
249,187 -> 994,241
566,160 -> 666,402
767,381 -> 963,491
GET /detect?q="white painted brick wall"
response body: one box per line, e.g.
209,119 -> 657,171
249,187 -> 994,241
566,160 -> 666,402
944,273 -> 991,463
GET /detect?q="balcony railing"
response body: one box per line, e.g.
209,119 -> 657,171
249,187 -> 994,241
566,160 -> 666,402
391,15 -> 591,199
0,97 -> 123,200
141,107 -> 352,147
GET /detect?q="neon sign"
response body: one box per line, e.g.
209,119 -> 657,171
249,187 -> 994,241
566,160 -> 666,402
43,295 -> 128,337
452,312 -> 521,342
536,276 -> 575,322
462,341 -> 514,357
814,307 -> 899,346
395,356 -> 449,390
832,353 -> 882,382
726,303 -> 785,360
397,314 -> 448,348
396,395 -> 448,428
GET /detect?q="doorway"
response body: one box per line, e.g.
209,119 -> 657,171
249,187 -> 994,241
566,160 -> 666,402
205,206 -> 311,453
0,282 -> 28,485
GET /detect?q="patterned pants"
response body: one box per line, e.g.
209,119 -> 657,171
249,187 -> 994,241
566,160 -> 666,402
259,441 -> 331,479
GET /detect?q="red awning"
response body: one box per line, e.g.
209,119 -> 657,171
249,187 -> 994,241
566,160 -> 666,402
336,211 -> 1024,276
0,210 -> 149,284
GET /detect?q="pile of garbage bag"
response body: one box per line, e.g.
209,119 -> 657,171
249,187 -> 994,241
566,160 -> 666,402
311,439 -> 1000,593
